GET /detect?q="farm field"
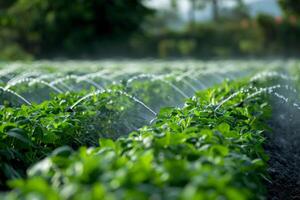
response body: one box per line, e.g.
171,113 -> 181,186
0,60 -> 300,199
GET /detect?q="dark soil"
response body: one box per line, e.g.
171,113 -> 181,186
265,94 -> 300,200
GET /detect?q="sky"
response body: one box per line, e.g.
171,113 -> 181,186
146,0 -> 281,21
147,0 -> 262,11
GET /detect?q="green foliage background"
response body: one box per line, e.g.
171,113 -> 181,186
0,0 -> 300,59
0,0 -> 153,59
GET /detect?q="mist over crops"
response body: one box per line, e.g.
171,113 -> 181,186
0,60 -> 299,199
1,0 -> 300,199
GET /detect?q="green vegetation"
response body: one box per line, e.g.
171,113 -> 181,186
1,60 -> 300,199
0,0 -> 153,59
278,0 -> 300,17
1,0 -> 300,198
1,0 -> 300,59
2,79 -> 270,199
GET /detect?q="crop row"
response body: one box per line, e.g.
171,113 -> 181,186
1,78 -> 271,199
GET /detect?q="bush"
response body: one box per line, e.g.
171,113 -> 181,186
0,44 -> 33,61
257,14 -> 300,55
0,0 -> 153,57
0,28 -> 33,60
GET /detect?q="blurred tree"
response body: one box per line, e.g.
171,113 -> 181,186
196,0 -> 219,22
143,9 -> 180,34
219,0 -> 249,21
170,0 -> 219,25
191,0 -> 249,22
1,0 -> 153,55
189,0 -> 205,29
200,0 -> 220,22
0,0 -> 16,10
234,0 -> 249,19
211,0 -> 219,21
278,0 -> 300,17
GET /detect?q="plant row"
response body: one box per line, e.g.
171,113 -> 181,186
1,79 -> 271,199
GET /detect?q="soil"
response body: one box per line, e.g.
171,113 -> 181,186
265,95 -> 300,200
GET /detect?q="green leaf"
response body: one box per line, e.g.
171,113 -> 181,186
7,128 -> 35,147
99,138 -> 116,149
217,123 -> 230,133
211,145 -> 229,156
51,146 -> 73,157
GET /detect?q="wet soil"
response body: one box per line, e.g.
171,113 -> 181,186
265,97 -> 300,200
